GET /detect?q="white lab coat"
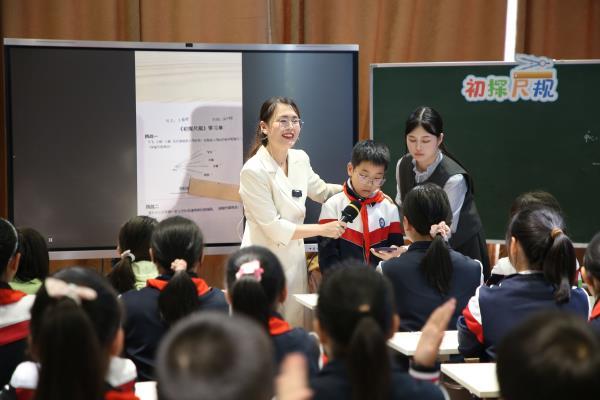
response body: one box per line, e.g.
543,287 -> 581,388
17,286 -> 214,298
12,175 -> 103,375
239,145 -> 342,327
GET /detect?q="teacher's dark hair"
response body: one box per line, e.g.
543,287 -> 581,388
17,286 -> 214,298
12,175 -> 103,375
402,183 -> 453,295
247,96 -> 301,159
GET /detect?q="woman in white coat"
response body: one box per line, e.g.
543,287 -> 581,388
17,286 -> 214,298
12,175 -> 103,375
239,96 -> 345,327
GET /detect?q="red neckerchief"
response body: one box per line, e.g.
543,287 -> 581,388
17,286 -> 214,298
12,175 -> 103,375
591,299 -> 600,320
146,277 -> 210,296
0,288 -> 27,305
104,391 -> 140,400
268,315 -> 292,336
343,182 -> 384,263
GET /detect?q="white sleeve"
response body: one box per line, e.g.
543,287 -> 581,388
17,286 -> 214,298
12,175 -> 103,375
395,157 -> 403,206
443,174 -> 468,233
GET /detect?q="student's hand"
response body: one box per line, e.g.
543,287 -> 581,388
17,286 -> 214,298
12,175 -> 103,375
275,353 -> 313,400
413,298 -> 457,367
370,245 -> 408,261
320,220 -> 346,239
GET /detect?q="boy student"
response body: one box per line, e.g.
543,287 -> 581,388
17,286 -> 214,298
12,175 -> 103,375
318,140 -> 403,272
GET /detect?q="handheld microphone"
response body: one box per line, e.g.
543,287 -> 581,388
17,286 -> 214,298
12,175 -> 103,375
320,200 -> 362,247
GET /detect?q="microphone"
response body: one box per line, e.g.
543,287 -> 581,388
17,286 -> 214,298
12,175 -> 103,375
320,200 -> 362,246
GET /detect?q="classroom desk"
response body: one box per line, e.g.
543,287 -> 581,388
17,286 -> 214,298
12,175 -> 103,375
135,381 -> 157,400
293,293 -> 318,310
387,330 -> 459,356
441,363 -> 499,399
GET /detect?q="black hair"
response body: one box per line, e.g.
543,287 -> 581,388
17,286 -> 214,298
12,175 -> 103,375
0,218 -> 19,279
506,208 -> 575,303
247,96 -> 301,159
317,263 -> 394,400
404,105 -> 469,174
225,246 -> 286,330
350,140 -> 391,170
107,215 -> 158,293
509,190 -> 562,218
584,232 -> 600,280
151,216 -> 204,325
497,310 -> 600,400
13,227 -> 49,284
156,312 -> 274,400
402,183 -> 454,295
30,267 -> 122,400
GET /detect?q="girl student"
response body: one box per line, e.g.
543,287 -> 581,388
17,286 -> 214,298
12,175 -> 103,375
9,227 -> 49,295
2,267 -> 138,400
395,106 -> 489,277
239,96 -> 344,327
381,183 -> 482,332
457,207 -> 589,360
311,263 -> 455,400
225,245 -> 320,377
582,231 -> 600,334
107,215 -> 158,294
121,216 -> 228,381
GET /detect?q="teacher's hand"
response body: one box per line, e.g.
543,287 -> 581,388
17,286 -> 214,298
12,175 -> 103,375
320,220 -> 347,239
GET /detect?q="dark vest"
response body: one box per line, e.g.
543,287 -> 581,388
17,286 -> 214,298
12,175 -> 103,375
398,154 -> 482,249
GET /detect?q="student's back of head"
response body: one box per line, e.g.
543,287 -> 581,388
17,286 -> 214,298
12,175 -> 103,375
497,310 -> 600,400
316,263 -> 396,400
509,190 -> 562,217
351,140 -> 390,170
402,183 -> 453,295
156,312 -> 274,400
151,216 -> 204,325
225,245 -> 286,330
12,227 -> 49,286
507,207 -> 575,303
108,215 -> 157,293
30,267 -> 122,400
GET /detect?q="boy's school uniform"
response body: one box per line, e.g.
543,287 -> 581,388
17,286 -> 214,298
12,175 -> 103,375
0,283 -> 35,387
590,299 -> 600,335
310,358 -> 447,400
457,272 -> 590,360
122,274 -> 228,381
3,357 -> 137,400
269,313 -> 320,377
382,241 -> 482,332
318,182 -> 403,271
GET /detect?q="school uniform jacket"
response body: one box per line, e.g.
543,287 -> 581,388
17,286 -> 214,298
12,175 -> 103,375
318,181 -> 403,272
382,241 -> 482,332
457,272 -> 590,360
269,313 -> 320,378
239,146 -> 341,326
310,358 -> 446,400
0,283 -> 35,387
589,299 -> 600,336
122,274 -> 228,381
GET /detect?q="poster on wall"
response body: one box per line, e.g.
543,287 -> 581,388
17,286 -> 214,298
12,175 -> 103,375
135,51 -> 243,243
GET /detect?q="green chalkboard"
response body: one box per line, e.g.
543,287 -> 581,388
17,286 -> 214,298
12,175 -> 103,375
371,61 -> 600,243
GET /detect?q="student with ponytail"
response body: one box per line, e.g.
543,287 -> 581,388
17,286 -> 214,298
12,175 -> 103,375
382,183 -> 482,332
311,264 -> 454,400
582,231 -> 600,334
2,267 -> 137,400
458,207 -> 589,360
9,227 -> 49,295
225,246 -> 319,377
122,216 -> 228,381
108,216 -> 158,294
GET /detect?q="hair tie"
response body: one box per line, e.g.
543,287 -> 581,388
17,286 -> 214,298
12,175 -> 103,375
429,221 -> 450,241
45,277 -> 97,305
550,227 -> 563,240
120,249 -> 135,262
357,304 -> 371,313
235,260 -> 264,282
170,259 -> 188,272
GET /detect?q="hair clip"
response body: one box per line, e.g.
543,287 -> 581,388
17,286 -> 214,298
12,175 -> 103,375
235,260 -> 264,282
120,249 -> 135,262
171,259 -> 188,272
45,277 -> 97,305
550,227 -> 563,239
430,221 -> 450,241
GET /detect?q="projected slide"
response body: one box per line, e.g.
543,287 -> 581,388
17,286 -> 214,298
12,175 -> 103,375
135,52 -> 243,243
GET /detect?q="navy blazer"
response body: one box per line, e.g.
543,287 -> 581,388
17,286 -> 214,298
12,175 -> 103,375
122,275 -> 228,380
270,313 -> 320,378
382,241 -> 482,332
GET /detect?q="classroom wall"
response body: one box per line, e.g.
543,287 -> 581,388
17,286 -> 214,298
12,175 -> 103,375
1,0 -> 599,283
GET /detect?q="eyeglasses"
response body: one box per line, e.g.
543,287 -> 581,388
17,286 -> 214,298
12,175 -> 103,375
275,118 -> 303,128
357,174 -> 386,187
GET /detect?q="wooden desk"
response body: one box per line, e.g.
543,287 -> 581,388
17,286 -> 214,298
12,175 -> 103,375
387,330 -> 459,356
293,293 -> 318,310
441,363 -> 499,398
135,381 -> 157,400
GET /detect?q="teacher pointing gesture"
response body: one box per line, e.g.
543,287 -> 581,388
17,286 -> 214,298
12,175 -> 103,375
239,96 -> 344,327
